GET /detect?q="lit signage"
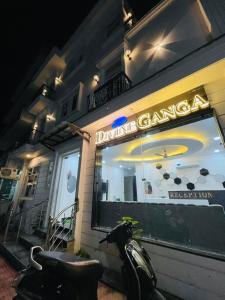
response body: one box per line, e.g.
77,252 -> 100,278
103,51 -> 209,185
95,94 -> 210,145
112,116 -> 128,128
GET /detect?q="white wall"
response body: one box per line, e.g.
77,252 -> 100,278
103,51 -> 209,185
102,164 -> 125,201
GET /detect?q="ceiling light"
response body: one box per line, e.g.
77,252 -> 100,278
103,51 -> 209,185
26,154 -> 31,158
214,149 -> 220,153
214,136 -> 221,141
119,165 -> 123,168
102,160 -> 106,164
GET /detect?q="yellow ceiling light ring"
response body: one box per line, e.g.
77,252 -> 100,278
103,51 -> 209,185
126,132 -> 207,154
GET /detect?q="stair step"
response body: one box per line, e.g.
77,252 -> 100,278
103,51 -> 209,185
19,234 -> 45,249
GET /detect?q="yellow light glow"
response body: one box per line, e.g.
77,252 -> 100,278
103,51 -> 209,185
46,114 -> 56,122
125,49 -> 132,60
125,131 -> 207,154
116,145 -> 189,162
55,76 -> 63,86
93,75 -> 100,83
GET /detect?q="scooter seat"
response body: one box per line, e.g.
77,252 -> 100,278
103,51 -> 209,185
37,251 -> 103,281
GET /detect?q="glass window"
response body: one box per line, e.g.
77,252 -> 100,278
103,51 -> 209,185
93,116 -> 225,256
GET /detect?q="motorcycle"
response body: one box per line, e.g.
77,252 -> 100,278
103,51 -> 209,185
13,221 -> 166,300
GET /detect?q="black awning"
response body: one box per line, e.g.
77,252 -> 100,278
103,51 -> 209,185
39,121 -> 90,151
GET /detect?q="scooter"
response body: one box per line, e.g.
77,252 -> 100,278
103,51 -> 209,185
13,221 -> 166,300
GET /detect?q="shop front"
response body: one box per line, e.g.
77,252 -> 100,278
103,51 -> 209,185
91,86 -> 225,258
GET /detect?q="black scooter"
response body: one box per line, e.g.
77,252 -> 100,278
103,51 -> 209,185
13,221 -> 166,300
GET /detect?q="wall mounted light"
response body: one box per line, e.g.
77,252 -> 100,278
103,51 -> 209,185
93,74 -> 100,84
33,122 -> 38,130
55,76 -> 63,87
125,49 -> 132,60
46,113 -> 56,122
42,87 -> 48,96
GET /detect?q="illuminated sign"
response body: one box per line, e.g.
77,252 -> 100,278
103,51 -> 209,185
112,116 -> 128,128
95,94 -> 210,145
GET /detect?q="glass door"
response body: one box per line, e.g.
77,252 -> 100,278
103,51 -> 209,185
55,151 -> 80,227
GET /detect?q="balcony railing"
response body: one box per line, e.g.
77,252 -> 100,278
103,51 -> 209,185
89,72 -> 132,111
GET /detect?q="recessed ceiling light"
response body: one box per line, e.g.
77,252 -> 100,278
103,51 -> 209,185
119,165 -> 123,168
214,136 -> 221,141
214,149 -> 220,153
102,160 -> 106,164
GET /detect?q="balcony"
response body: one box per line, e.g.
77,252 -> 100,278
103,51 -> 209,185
13,129 -> 45,159
89,72 -> 132,111
28,84 -> 55,116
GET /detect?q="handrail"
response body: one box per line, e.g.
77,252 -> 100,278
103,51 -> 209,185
3,200 -> 47,244
45,200 -> 78,251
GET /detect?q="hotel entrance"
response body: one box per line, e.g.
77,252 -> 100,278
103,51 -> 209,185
53,150 -> 80,228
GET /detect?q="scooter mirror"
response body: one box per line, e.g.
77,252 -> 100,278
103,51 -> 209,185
30,246 -> 44,271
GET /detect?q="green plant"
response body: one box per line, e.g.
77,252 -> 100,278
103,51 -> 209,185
75,248 -> 90,258
117,216 -> 143,241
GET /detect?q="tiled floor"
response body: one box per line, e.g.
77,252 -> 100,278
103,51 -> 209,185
0,255 -> 126,300
0,256 -> 17,300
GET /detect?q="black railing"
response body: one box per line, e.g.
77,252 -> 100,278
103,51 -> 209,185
89,72 -> 132,111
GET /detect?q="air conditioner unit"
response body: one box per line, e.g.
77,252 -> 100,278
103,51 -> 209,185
0,168 -> 19,180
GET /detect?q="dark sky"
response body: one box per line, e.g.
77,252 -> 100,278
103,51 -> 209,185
0,0 -> 160,118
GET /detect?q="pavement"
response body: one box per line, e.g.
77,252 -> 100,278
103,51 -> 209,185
0,254 -> 125,300
0,256 -> 17,300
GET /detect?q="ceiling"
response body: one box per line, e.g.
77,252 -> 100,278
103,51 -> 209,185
101,117 -> 225,168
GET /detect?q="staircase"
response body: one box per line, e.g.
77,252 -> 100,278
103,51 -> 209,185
0,201 -> 76,270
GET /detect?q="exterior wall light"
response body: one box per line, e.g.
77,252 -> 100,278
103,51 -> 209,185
125,49 -> 132,60
42,87 -> 48,96
93,75 -> 100,84
55,76 -> 63,87
46,114 -> 56,122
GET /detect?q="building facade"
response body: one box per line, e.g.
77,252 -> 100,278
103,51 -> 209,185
1,0 -> 225,299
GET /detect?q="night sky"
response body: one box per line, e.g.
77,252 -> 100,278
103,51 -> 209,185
0,0 -> 160,121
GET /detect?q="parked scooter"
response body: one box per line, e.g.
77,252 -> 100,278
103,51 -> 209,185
13,221 -> 166,300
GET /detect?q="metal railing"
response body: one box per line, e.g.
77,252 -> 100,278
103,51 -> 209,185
3,200 -> 47,244
89,72 -> 132,111
45,200 -> 78,251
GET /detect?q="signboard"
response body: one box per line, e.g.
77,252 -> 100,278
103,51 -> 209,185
96,87 -> 210,145
169,190 -> 225,209
169,191 -> 215,200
